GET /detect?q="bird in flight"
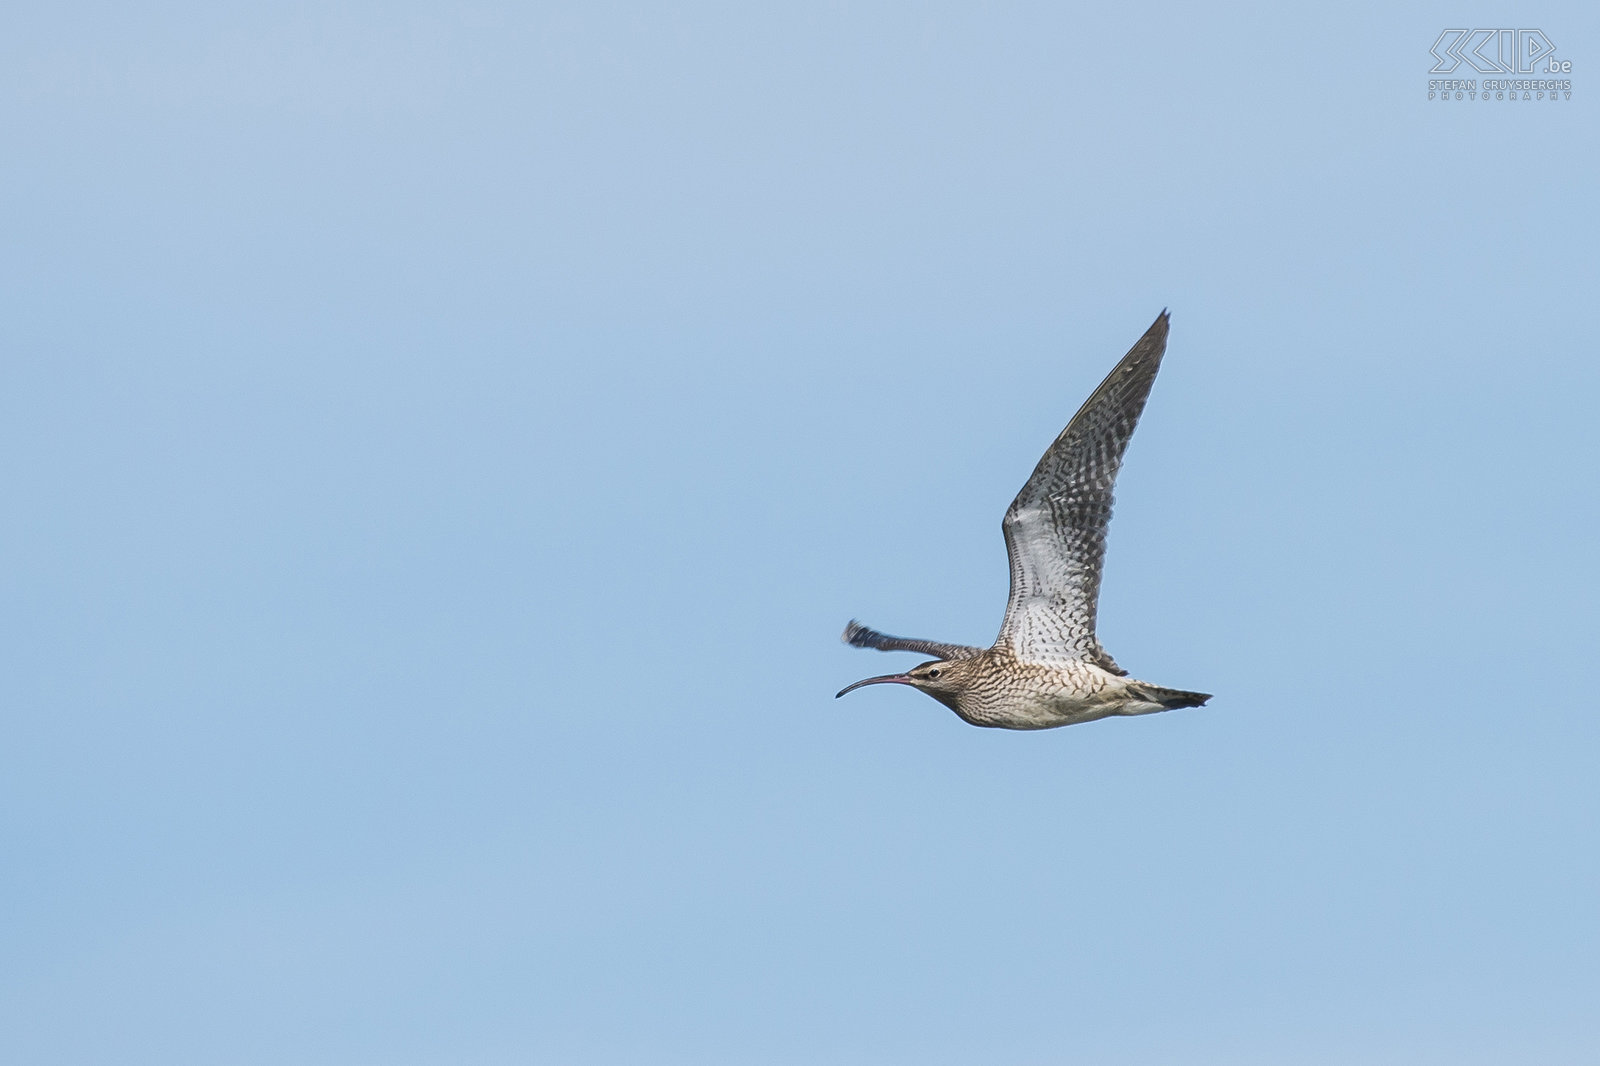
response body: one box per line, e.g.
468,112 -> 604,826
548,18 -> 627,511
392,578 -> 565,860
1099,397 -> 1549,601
837,311 -> 1210,729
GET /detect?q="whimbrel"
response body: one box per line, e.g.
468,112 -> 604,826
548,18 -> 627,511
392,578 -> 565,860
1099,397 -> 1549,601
837,311 -> 1210,729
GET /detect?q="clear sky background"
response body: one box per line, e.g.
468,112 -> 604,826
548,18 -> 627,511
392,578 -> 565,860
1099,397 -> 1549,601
3,3 -> 1597,1064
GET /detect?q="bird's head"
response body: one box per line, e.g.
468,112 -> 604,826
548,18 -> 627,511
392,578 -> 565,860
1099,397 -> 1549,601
835,657 -> 975,708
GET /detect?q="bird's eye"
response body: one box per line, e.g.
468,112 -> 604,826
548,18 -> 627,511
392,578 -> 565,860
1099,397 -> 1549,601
928,669 -> 941,679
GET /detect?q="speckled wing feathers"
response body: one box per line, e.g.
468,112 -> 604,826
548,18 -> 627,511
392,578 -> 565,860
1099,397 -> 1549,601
997,312 -> 1170,666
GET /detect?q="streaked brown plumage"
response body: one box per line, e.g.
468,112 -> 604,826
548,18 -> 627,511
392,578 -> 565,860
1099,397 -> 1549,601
837,311 -> 1210,730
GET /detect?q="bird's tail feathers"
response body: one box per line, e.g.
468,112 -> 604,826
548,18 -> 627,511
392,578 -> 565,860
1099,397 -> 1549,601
1131,683 -> 1212,709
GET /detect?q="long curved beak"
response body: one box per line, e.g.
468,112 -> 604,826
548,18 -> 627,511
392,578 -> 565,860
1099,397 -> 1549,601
835,673 -> 913,699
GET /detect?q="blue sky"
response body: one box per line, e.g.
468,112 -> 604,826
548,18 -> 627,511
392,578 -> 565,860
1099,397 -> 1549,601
2,3 -> 1597,1063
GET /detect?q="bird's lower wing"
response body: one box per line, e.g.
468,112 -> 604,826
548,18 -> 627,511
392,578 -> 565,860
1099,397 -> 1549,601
842,620 -> 983,661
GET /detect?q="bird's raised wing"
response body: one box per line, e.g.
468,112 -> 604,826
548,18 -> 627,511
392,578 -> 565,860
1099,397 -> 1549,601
997,311 -> 1171,668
